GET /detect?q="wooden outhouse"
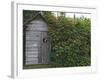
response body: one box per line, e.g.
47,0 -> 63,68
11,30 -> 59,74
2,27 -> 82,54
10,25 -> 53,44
23,13 -> 50,65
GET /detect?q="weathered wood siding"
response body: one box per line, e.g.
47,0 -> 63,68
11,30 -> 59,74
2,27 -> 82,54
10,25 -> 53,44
24,20 -> 49,65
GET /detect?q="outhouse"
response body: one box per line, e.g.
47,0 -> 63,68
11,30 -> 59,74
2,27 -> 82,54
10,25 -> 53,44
23,13 -> 50,65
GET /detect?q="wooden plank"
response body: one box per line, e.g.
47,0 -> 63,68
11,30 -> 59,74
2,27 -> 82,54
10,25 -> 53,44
25,43 -> 39,47
26,54 -> 38,58
26,51 -> 38,54
25,47 -> 39,51
26,60 -> 38,65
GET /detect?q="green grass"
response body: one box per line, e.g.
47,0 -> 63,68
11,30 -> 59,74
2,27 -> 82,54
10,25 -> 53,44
23,64 -> 49,69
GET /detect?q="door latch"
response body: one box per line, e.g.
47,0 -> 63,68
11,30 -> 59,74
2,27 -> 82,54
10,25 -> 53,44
43,38 -> 48,43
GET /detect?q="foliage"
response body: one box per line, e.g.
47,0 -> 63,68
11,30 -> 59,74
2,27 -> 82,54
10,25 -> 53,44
23,11 -> 91,67
23,10 -> 39,23
43,12 -> 91,67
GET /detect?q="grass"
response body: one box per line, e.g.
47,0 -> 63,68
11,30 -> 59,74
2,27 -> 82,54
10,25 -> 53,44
23,64 -> 49,69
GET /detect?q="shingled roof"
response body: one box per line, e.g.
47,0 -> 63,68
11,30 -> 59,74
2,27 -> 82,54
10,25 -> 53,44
23,13 -> 48,26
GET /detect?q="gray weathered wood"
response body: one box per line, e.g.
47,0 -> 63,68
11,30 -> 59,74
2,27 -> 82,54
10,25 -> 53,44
25,19 -> 49,65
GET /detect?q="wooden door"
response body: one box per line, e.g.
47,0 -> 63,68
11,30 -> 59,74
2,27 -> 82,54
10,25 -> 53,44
38,32 -> 49,64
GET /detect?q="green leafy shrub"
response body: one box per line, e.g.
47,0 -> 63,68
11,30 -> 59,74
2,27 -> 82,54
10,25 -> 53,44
46,15 -> 91,67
